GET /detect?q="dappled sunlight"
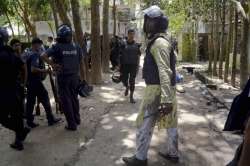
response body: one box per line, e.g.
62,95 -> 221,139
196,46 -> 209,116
99,91 -> 126,103
101,115 -> 111,124
178,99 -> 196,107
184,79 -> 202,88
186,143 -> 197,150
114,116 -> 125,122
1,0 -> 246,164
122,138 -> 136,148
179,113 -> 208,124
126,132 -> 136,140
135,81 -> 146,88
126,113 -> 138,122
102,124 -> 114,130
178,108 -> 188,113
100,86 -> 116,91
196,130 -> 209,137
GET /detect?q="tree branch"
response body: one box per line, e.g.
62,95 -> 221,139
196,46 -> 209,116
229,0 -> 248,20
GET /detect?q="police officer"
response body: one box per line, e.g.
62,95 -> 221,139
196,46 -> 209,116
26,37 -> 61,128
119,29 -> 141,103
110,35 -> 121,70
41,24 -> 85,131
122,6 -> 178,166
0,27 -> 30,150
10,39 -> 27,116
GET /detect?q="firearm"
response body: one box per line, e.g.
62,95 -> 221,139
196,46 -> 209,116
48,66 -> 62,114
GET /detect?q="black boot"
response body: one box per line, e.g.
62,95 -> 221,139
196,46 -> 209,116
46,107 -> 61,126
129,86 -> 136,104
65,125 -> 77,131
48,116 -> 61,126
130,94 -> 136,103
122,155 -> 147,166
10,137 -> 24,151
20,127 -> 31,141
158,152 -> 179,163
27,121 -> 39,128
125,87 -> 129,96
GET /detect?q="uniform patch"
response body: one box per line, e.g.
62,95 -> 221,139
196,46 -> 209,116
62,50 -> 77,56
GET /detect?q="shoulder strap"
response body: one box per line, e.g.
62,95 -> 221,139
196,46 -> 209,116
146,35 -> 176,86
51,44 -> 63,64
147,35 -> 174,54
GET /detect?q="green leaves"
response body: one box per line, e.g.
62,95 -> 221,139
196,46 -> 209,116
160,0 -> 216,33
80,0 -> 91,7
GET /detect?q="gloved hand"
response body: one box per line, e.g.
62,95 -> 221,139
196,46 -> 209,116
51,63 -> 62,72
158,103 -> 173,117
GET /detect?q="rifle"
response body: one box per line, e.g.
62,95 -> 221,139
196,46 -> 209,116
35,98 -> 41,116
48,66 -> 62,114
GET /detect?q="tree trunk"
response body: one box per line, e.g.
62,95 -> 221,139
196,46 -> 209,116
224,3 -> 234,83
4,12 -> 15,37
47,22 -> 55,37
70,0 -> 89,81
55,0 -> 71,26
240,2 -> 249,89
113,0 -> 117,36
194,21 -> 199,63
219,0 -> 226,79
50,0 -> 59,30
102,0 -> 110,73
24,22 -> 31,42
213,0 -> 220,76
16,0 -> 37,37
231,10 -> 239,87
208,0 -> 215,74
18,22 -> 21,38
91,0 -> 102,84
70,0 -> 84,47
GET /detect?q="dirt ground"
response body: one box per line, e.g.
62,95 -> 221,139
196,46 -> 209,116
0,66 -> 242,166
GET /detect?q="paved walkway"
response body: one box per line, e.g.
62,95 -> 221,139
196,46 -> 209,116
74,72 -> 242,166
0,70 -> 242,166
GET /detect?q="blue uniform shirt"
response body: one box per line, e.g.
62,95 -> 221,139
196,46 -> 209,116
46,43 -> 83,77
27,51 -> 45,81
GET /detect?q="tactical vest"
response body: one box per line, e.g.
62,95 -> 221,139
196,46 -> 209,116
53,43 -> 81,76
120,41 -> 140,65
142,35 -> 176,86
0,46 -> 18,88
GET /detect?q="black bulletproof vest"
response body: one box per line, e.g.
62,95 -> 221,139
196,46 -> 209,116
53,43 -> 81,76
120,41 -> 140,65
0,46 -> 19,89
142,35 -> 176,86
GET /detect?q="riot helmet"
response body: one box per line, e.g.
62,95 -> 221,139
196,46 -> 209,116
143,6 -> 168,36
112,71 -> 122,83
0,27 -> 9,47
56,24 -> 73,43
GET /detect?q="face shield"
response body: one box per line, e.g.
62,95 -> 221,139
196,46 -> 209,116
143,5 -> 163,18
142,6 -> 168,37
